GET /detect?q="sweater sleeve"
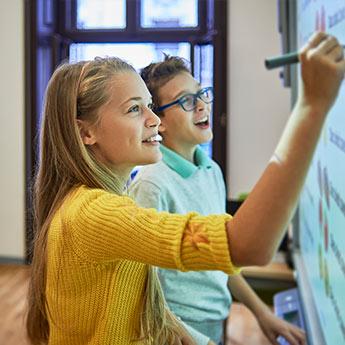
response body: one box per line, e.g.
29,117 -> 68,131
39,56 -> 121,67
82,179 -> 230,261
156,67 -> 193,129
63,187 -> 239,274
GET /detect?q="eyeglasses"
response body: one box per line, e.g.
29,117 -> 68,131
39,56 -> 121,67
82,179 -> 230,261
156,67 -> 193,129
156,86 -> 214,112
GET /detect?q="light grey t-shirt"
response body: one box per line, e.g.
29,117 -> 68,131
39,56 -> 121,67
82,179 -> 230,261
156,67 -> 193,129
129,145 -> 231,344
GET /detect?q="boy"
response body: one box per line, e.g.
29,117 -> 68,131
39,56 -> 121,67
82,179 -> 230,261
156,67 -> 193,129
129,56 -> 305,345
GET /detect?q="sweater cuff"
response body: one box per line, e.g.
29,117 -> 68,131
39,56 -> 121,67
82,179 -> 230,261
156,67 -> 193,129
180,214 -> 241,275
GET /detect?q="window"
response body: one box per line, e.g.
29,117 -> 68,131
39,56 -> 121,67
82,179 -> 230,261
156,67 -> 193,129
77,0 -> 126,29
140,0 -> 198,28
25,0 -> 228,259
69,42 -> 191,71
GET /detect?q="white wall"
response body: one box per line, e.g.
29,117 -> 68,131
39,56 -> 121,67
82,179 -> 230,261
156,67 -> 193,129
0,1 -> 25,260
227,0 -> 291,199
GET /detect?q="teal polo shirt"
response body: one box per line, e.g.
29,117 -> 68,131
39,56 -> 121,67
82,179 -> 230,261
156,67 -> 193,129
129,145 -> 231,344
160,144 -> 212,178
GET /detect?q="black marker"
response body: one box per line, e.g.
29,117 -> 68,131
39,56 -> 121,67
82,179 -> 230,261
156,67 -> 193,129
265,45 -> 345,70
265,52 -> 299,70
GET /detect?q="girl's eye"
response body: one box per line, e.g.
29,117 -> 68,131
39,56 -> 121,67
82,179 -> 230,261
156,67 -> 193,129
128,105 -> 139,113
148,103 -> 154,110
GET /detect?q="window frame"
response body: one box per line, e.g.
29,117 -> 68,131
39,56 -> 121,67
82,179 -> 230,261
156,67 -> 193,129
59,0 -> 209,42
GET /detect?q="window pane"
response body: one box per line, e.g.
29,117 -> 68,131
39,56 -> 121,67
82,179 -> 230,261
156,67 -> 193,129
141,0 -> 198,28
77,0 -> 126,29
69,42 -> 190,71
194,44 -> 214,157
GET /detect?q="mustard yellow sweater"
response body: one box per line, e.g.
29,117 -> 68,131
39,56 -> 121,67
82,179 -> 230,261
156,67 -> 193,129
46,186 -> 237,344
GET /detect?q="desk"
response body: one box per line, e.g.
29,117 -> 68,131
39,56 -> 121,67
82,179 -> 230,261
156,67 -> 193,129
241,259 -> 296,305
242,262 -> 294,281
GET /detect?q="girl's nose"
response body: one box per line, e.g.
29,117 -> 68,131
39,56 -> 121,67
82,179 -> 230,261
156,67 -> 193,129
145,108 -> 161,128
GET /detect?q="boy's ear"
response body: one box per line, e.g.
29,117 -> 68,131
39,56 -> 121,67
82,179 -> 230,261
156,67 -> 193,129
76,119 -> 97,146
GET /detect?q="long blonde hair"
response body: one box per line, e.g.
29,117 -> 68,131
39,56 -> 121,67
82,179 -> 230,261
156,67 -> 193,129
27,57 -> 194,345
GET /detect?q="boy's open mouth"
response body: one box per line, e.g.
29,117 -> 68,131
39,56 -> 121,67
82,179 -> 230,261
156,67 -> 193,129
194,116 -> 209,127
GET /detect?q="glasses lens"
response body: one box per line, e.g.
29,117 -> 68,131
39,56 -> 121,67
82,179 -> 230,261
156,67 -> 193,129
199,87 -> 213,103
180,94 -> 196,111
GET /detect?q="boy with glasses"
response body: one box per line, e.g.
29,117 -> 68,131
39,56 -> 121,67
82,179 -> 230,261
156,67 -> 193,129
129,56 -> 305,345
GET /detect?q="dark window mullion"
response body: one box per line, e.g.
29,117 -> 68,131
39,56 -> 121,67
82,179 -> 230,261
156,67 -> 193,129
59,0 -> 77,33
198,0 -> 207,34
126,0 -> 138,35
70,0 -> 77,30
58,0 -> 68,34
59,0 -> 88,36
190,42 -> 195,76
211,0 -> 227,174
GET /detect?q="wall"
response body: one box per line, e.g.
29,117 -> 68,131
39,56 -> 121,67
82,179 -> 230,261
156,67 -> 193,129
227,0 -> 291,199
0,1 -> 25,260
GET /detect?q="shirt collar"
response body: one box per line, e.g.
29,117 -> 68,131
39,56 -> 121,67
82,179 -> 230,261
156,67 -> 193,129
160,145 -> 212,178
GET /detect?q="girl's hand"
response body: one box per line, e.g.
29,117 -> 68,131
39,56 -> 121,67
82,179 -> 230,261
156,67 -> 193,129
299,31 -> 345,115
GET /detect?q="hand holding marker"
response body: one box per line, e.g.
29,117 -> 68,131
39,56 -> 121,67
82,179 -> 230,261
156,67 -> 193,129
265,45 -> 345,69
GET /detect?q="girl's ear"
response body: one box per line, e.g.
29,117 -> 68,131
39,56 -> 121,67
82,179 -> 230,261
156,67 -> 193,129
76,119 -> 97,146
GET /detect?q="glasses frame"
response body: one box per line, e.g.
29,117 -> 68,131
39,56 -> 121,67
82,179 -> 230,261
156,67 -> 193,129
156,86 -> 214,112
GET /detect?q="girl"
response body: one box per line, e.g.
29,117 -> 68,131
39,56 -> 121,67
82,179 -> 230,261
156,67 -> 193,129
27,32 -> 344,345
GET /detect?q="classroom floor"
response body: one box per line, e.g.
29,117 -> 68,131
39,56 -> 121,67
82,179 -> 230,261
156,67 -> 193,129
0,264 -> 272,345
0,264 -> 30,345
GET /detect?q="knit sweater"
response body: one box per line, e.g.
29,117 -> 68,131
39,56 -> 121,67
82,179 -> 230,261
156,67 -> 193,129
45,185 -> 237,344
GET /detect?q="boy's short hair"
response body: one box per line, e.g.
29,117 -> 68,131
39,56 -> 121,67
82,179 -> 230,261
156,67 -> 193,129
140,55 -> 191,115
